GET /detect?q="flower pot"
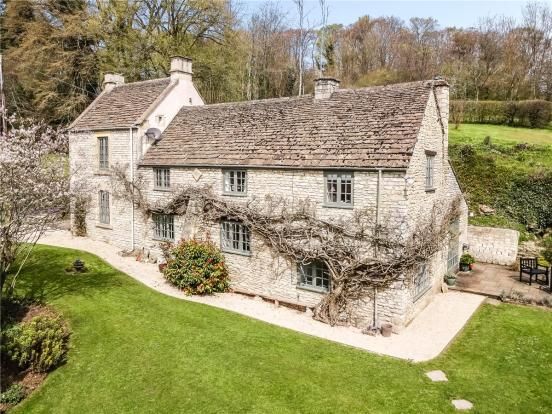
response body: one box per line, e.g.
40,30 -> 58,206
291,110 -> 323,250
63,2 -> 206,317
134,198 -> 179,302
460,263 -> 470,272
380,323 -> 393,337
446,277 -> 456,286
158,263 -> 167,272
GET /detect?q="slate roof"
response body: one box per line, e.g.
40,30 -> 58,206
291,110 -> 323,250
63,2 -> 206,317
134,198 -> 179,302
142,80 -> 441,169
70,78 -> 172,131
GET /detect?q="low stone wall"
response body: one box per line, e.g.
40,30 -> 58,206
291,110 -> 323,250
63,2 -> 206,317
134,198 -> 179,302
467,226 -> 519,265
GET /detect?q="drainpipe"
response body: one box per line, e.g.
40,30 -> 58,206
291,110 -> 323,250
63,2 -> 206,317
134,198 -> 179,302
129,127 -> 135,251
372,170 -> 382,331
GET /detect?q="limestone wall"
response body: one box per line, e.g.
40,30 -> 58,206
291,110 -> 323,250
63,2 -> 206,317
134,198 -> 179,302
467,226 -> 519,265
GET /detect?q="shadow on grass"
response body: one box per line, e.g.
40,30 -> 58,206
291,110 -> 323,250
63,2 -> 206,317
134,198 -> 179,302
9,245 -> 123,303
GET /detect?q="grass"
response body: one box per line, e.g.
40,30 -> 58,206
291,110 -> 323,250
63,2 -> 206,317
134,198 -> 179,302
448,124 -> 552,236
8,245 -> 552,413
450,123 -> 552,146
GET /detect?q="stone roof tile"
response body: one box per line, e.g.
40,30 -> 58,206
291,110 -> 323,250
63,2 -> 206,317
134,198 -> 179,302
141,80 -> 438,169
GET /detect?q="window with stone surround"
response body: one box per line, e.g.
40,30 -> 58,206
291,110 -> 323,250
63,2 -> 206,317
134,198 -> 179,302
98,136 -> 109,170
154,168 -> 171,190
98,190 -> 110,225
153,214 -> 174,241
324,171 -> 353,207
223,170 -> 247,195
413,263 -> 431,301
220,221 -> 251,254
425,151 -> 436,190
298,261 -> 330,292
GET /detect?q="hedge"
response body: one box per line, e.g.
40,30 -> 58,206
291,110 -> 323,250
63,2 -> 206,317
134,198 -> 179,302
450,100 -> 551,128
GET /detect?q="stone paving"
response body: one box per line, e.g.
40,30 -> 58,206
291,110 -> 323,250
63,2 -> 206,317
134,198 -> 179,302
425,370 -> 448,382
452,399 -> 473,410
453,262 -> 551,303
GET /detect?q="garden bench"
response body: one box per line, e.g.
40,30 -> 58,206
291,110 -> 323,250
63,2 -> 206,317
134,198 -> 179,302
519,257 -> 549,286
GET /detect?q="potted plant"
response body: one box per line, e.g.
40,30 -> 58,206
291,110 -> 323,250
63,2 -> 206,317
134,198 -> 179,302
444,273 -> 456,286
459,253 -> 475,271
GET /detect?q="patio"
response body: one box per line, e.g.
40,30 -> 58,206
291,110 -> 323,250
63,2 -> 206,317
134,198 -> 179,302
453,262 -> 551,303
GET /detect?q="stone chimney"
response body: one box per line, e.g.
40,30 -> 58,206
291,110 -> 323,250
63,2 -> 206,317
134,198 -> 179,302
314,77 -> 340,99
102,73 -> 124,91
170,56 -> 193,81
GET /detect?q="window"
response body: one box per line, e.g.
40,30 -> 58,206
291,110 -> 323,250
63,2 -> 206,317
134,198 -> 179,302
220,221 -> 250,254
98,137 -> 109,170
98,190 -> 110,225
413,264 -> 431,301
223,170 -> 247,195
425,152 -> 435,190
153,214 -> 174,241
154,168 -> 170,190
325,172 -> 353,207
298,261 -> 330,292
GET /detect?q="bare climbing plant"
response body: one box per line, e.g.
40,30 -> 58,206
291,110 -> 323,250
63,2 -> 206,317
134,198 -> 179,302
110,164 -> 462,326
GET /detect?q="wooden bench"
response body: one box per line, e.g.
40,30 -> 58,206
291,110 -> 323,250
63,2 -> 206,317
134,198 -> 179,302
519,257 -> 549,286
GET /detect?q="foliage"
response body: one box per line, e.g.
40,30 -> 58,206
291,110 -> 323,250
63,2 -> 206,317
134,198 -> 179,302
0,383 -> 25,405
162,239 -> 230,295
0,118 -> 85,292
459,253 -> 475,265
449,124 -> 552,235
451,100 -> 552,128
8,246 -> 552,413
542,236 -> 552,265
2,314 -> 70,373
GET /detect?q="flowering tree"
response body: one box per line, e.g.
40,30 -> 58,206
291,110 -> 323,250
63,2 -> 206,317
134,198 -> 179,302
0,119 -> 81,292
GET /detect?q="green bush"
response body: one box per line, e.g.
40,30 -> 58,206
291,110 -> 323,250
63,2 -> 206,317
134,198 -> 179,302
460,254 -> 475,265
162,239 -> 230,295
0,383 -> 25,405
2,315 -> 70,373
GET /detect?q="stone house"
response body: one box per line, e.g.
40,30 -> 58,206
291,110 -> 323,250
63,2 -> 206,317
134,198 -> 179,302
69,57 -> 468,331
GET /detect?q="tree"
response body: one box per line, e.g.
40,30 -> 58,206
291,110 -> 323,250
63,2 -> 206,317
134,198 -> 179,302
0,119 -> 83,293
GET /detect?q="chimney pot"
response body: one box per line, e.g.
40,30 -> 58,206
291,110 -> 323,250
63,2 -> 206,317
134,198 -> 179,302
314,77 -> 340,99
170,56 -> 193,81
102,73 -> 124,91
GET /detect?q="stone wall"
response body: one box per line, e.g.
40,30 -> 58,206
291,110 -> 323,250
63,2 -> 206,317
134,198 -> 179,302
467,226 -> 519,265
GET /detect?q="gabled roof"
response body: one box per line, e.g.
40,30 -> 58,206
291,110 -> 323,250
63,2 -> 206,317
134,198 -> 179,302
69,78 -> 172,131
141,80 -> 442,170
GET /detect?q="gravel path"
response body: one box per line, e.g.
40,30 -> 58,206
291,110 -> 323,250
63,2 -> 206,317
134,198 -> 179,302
39,230 -> 485,362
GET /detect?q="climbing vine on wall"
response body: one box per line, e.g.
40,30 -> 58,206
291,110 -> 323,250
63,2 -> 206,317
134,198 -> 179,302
110,164 -> 461,326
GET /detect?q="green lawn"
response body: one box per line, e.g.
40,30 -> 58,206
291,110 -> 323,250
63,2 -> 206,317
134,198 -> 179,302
450,123 -> 552,146
8,246 -> 552,413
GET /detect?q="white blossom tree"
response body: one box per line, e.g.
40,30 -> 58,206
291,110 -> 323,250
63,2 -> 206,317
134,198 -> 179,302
0,118 -> 82,292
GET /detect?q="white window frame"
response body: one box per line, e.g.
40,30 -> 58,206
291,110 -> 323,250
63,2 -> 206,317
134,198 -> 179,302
425,151 -> 436,190
153,214 -> 175,241
223,170 -> 247,196
220,221 -> 251,255
98,190 -> 110,225
98,136 -> 109,170
154,168 -> 171,190
298,261 -> 330,292
324,171 -> 353,208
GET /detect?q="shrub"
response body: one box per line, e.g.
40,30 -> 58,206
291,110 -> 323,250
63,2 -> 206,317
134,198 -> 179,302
0,383 -> 25,405
162,239 -> 230,295
542,236 -> 552,265
2,315 -> 70,373
460,254 -> 475,265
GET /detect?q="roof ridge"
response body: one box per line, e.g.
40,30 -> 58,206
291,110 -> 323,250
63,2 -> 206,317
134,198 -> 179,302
113,77 -> 171,89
